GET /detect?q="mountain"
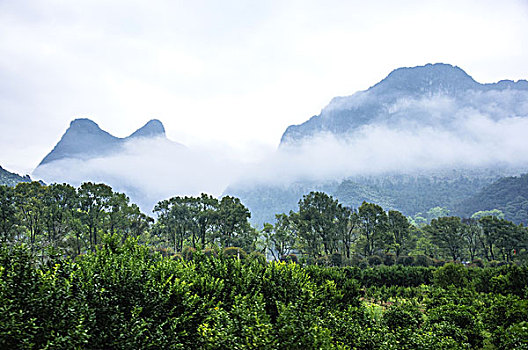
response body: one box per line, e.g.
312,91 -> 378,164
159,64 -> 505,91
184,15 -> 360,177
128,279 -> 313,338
38,118 -> 168,167
228,63 -> 528,226
0,165 -> 33,186
455,174 -> 528,225
281,63 -> 528,144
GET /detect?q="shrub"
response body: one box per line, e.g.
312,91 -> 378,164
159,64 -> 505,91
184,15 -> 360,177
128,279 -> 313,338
413,254 -> 433,267
182,246 -> 196,260
432,258 -> 446,267
315,255 -> 330,266
330,252 -> 343,267
345,255 -> 363,267
358,259 -> 369,269
471,258 -> 484,268
383,253 -> 395,266
367,255 -> 383,266
425,304 -> 484,349
223,247 -> 247,260
281,253 -> 298,264
249,251 -> 267,264
500,322 -> 528,349
383,301 -> 423,330
396,255 -> 414,266
202,247 -> 218,258
433,263 -> 469,289
488,260 -> 501,267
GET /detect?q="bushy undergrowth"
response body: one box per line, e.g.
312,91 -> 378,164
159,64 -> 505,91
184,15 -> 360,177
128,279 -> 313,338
1,237 -> 527,349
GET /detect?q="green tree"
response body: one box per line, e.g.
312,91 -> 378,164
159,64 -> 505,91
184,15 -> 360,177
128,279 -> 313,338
296,192 -> 347,259
77,182 -> 113,251
426,216 -> 466,261
14,181 -> 46,250
153,196 -> 191,252
41,183 -> 78,250
216,196 -> 256,251
263,213 -> 297,260
0,185 -> 18,244
387,210 -> 411,258
461,218 -> 482,261
358,202 -> 388,256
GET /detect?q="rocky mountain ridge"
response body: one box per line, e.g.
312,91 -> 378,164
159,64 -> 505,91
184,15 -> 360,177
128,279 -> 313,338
38,118 -> 168,166
281,63 -> 528,144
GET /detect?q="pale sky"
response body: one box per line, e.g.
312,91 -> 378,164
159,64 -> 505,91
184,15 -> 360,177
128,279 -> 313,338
1,0 -> 527,175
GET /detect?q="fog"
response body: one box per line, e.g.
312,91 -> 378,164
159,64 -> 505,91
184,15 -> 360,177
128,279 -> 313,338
33,90 -> 528,212
33,136 -> 267,211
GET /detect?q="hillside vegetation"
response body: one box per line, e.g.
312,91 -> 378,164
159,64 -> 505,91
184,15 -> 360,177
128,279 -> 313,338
456,174 -> 528,224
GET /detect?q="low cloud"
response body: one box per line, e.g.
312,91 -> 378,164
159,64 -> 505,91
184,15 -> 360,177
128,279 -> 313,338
33,92 -> 528,212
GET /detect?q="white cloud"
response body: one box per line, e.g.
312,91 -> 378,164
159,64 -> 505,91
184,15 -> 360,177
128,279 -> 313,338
1,0 -> 528,174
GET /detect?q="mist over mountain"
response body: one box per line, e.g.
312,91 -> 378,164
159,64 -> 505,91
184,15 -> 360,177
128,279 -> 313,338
281,63 -> 528,144
31,63 -> 528,223
32,119 -> 247,212
228,63 -> 528,226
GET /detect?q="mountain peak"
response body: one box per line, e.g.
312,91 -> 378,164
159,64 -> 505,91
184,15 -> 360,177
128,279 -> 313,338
70,117 -> 99,128
128,119 -> 166,139
37,118 -> 175,167
370,63 -> 478,95
280,63 -> 528,144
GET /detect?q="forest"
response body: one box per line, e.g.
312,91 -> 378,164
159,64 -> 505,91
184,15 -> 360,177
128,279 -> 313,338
1,181 -> 527,349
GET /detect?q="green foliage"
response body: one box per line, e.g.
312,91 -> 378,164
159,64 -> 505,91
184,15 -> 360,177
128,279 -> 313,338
424,304 -> 484,349
413,254 -> 434,267
383,301 -> 423,330
396,255 -> 414,266
458,173 -> 528,225
223,246 -> 247,260
2,239 -> 528,348
367,255 -> 383,266
433,262 -> 469,288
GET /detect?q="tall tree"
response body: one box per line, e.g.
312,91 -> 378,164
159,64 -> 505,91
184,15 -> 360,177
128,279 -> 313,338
0,185 -> 18,244
264,213 -> 297,260
14,182 -> 46,250
296,192 -> 346,258
461,218 -> 482,261
77,182 -> 113,251
216,196 -> 255,250
387,210 -> 411,258
358,202 -> 388,257
427,216 -> 466,261
41,183 -> 78,249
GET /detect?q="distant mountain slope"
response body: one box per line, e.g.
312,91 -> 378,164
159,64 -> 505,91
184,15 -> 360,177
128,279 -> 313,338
455,174 -> 528,224
0,165 -> 32,186
230,63 -> 528,227
281,63 -> 528,144
333,171 -> 508,215
38,118 -> 168,167
228,170 -> 509,227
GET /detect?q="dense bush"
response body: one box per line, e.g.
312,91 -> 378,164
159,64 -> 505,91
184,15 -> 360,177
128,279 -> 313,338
223,246 -> 247,260
367,255 -> 383,266
1,238 -> 528,349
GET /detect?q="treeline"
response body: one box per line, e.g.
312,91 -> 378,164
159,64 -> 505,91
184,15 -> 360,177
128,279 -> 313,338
1,182 -> 527,266
0,182 -> 153,255
1,237 -> 527,349
265,191 -> 528,266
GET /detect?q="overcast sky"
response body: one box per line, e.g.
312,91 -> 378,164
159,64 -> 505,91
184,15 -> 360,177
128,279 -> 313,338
1,0 -> 527,175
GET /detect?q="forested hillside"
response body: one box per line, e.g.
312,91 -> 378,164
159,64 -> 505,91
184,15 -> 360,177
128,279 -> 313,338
456,174 -> 528,224
334,172 -> 497,217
